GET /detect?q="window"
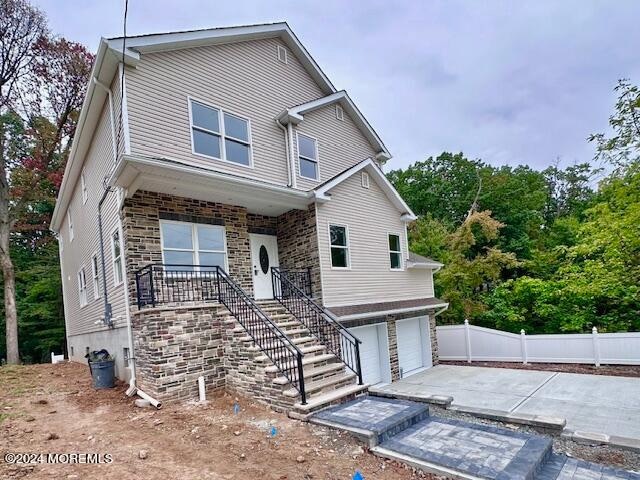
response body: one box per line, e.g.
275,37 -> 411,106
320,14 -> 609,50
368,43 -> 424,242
77,268 -> 87,307
277,44 -> 288,64
91,254 -> 100,300
123,347 -> 130,367
81,169 -> 88,204
297,133 -> 319,180
388,234 -> 402,270
335,104 -> 344,121
361,171 -> 370,188
111,231 -> 123,285
189,99 -> 251,166
67,210 -> 74,241
160,221 -> 227,272
70,346 -> 74,357
329,224 -> 349,269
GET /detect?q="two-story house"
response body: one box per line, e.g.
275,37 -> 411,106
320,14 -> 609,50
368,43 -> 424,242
51,23 -> 447,414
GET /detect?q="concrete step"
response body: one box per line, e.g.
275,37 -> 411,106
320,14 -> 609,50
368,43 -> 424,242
283,371 -> 357,398
254,344 -> 325,363
292,383 -> 369,415
272,362 -> 347,386
264,353 -> 338,373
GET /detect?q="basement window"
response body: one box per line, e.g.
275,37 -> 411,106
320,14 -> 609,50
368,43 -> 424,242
123,347 -> 130,367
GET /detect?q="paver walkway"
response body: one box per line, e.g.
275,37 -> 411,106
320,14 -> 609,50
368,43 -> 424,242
310,396 -> 640,480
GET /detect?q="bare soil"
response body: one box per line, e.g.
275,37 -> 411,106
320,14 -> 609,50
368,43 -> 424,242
440,360 -> 640,378
0,362 -> 444,480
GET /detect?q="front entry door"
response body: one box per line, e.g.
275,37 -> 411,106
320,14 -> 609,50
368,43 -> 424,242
249,234 -> 280,300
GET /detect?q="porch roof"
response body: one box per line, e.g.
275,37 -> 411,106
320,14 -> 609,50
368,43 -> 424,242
109,154 -> 314,216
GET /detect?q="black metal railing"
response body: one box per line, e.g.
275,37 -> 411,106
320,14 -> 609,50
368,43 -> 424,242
277,268 -> 312,296
271,267 -> 363,385
135,264 -> 307,404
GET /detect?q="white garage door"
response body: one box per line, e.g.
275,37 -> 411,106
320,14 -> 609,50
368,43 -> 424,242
396,317 -> 429,378
349,325 -> 382,385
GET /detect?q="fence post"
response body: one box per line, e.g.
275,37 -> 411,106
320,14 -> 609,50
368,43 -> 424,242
592,327 -> 601,367
464,319 -> 472,363
520,329 -> 528,364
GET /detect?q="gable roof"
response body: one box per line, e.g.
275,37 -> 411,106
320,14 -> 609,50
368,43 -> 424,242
277,91 -> 390,162
314,158 -> 416,221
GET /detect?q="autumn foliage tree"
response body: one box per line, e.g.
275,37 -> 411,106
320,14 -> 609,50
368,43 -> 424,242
0,0 -> 92,363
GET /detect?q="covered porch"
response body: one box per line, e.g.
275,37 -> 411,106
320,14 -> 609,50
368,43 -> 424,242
111,154 -> 323,308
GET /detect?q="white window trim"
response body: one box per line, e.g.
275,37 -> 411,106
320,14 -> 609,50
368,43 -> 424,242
328,223 -> 351,270
111,229 -> 124,286
77,267 -> 87,308
159,220 -> 229,272
388,232 -> 404,271
335,104 -> 344,121
361,171 -> 370,189
188,97 -> 254,169
277,44 -> 288,64
81,169 -> 88,204
67,210 -> 74,242
296,131 -> 320,181
91,252 -> 100,300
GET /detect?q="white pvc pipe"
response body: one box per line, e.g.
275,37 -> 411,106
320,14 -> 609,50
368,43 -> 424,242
136,387 -> 162,409
198,376 -> 206,403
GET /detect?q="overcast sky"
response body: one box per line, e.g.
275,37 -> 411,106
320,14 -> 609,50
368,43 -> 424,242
34,0 -> 640,172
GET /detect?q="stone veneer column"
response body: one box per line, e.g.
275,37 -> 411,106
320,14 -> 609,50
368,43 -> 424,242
386,317 -> 400,381
276,205 -> 323,302
122,190 -> 254,307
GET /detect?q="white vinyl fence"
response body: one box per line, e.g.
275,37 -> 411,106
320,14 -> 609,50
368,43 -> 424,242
437,321 -> 640,366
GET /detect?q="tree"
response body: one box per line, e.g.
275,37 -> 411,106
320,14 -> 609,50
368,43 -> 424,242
0,0 -> 47,364
1,0 -> 92,363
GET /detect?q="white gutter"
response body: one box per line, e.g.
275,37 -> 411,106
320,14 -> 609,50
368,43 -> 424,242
335,303 -> 449,322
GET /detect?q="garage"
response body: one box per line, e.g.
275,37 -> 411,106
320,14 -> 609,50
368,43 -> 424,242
348,323 -> 391,385
396,316 -> 433,378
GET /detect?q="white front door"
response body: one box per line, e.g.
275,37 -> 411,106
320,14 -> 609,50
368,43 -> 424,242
249,234 -> 280,300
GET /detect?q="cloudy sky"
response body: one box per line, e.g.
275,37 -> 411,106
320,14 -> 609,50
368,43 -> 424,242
34,0 -> 640,172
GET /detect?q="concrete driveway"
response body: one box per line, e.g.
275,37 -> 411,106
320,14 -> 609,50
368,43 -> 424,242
370,365 -> 640,443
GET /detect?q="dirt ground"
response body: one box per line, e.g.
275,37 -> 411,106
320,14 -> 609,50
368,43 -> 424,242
0,362 -> 445,480
440,360 -> 640,377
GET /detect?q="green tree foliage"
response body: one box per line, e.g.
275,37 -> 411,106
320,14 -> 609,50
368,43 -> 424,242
389,80 -> 639,334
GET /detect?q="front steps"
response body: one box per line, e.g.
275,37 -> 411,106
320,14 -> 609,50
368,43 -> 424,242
231,300 -> 368,415
310,396 -> 640,480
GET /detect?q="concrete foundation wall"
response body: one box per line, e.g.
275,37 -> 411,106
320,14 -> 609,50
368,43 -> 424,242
66,326 -> 131,382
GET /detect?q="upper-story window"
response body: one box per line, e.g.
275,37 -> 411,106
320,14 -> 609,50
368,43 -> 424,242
67,210 -> 74,241
81,169 -> 88,204
388,233 -> 403,270
297,133 -> 319,181
329,224 -> 350,269
189,99 -> 252,167
91,254 -> 100,300
77,268 -> 87,307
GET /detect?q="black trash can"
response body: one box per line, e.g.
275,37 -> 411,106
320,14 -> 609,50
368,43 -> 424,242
86,349 -> 115,389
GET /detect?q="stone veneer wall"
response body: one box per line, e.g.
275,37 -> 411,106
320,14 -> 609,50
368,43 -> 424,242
131,303 -> 297,408
122,190 -> 255,305
131,305 -> 230,401
276,206 -> 323,302
344,310 -> 439,382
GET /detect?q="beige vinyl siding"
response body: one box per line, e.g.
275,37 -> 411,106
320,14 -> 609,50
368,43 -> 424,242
316,172 -> 434,307
59,74 -> 128,336
295,105 -> 377,190
125,38 -> 326,186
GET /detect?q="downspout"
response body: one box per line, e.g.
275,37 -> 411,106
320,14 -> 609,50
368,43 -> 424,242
275,119 -> 292,187
97,186 -> 114,327
287,122 -> 298,189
